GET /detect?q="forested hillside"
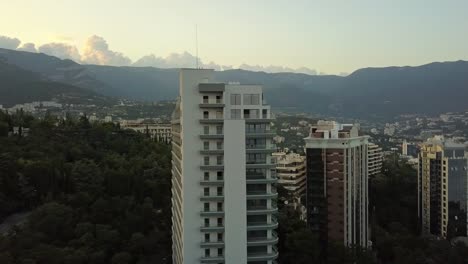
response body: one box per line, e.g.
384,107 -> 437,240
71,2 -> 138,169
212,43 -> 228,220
0,111 -> 172,263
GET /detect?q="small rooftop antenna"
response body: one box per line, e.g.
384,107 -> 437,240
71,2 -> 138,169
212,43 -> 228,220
195,24 -> 199,69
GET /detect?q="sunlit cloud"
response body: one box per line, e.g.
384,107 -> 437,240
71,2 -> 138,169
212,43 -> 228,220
0,34 -> 318,75
81,35 -> 131,66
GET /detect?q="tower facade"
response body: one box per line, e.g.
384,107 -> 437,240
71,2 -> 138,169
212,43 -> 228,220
418,136 -> 468,238
304,121 -> 369,249
171,69 -> 278,264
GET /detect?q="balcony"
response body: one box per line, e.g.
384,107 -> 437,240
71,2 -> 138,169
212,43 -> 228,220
247,251 -> 279,262
200,180 -> 224,186
200,225 -> 225,232
200,210 -> 224,217
247,191 -> 278,200
200,241 -> 225,248
200,164 -> 224,170
246,144 -> 277,154
246,158 -> 277,169
247,206 -> 277,215
245,118 -> 274,124
200,149 -> 224,155
200,118 -> 224,124
200,256 -> 225,263
200,134 -> 224,139
246,177 -> 277,184
247,220 -> 278,231
199,102 -> 225,108
247,234 -> 279,246
200,194 -> 224,201
246,128 -> 276,138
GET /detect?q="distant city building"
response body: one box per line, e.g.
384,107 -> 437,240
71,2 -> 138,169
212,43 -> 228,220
171,69 -> 278,264
120,121 -> 171,143
104,116 -> 113,122
402,140 -> 420,157
305,120 -> 369,249
418,136 -> 468,238
368,143 -> 383,177
273,152 -> 306,198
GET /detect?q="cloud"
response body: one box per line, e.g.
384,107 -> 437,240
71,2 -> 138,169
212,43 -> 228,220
81,35 -> 131,66
134,52 -> 316,75
238,64 -> 317,75
133,52 -> 200,68
17,43 -> 37,52
0,35 -> 21,49
38,43 -> 81,61
0,34 -> 319,75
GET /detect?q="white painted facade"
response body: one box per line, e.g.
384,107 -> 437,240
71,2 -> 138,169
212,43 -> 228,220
171,69 -> 278,264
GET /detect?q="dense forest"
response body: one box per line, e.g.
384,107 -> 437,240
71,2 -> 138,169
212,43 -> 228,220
1,111 -> 468,263
0,110 -> 172,263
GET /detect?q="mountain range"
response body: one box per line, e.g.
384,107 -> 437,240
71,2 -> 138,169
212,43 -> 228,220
1,48 -> 467,118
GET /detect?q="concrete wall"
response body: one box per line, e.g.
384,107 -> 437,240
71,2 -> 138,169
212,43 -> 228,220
224,120 -> 247,263
180,69 -> 215,263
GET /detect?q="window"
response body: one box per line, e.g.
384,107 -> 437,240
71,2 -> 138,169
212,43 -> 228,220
204,187 -> 210,196
204,141 -> 209,150
204,156 -> 210,165
244,109 -> 250,119
217,187 -> 223,196
216,95 -> 222,103
244,94 -> 260,105
262,109 -> 268,118
217,141 -> 223,150
204,126 -> 210,135
216,126 -> 223,135
205,249 -> 210,257
205,233 -> 210,242
217,171 -> 224,181
204,172 -> 209,181
203,111 -> 209,119
217,156 -> 223,165
217,203 -> 223,212
217,233 -> 223,242
231,109 -> 241,119
216,111 -> 223,119
217,248 -> 223,257
204,203 -> 210,212
204,218 -> 210,227
203,95 -> 209,104
230,94 -> 241,105
217,217 -> 223,226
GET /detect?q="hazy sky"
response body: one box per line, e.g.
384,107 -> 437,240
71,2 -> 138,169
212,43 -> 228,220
1,0 -> 467,74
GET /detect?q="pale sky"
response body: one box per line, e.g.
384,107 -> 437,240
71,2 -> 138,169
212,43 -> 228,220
0,0 -> 467,74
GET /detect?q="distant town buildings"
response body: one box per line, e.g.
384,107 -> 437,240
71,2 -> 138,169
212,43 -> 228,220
120,120 -> 172,143
171,69 -> 278,264
305,120 -> 369,249
273,152 -> 306,198
418,136 -> 468,238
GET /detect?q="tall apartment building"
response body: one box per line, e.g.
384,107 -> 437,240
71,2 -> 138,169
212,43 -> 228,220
368,143 -> 383,178
418,136 -> 468,238
273,152 -> 306,198
304,121 -> 369,249
171,69 -> 278,264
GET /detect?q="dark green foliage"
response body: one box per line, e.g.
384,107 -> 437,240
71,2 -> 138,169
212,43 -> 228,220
370,156 -> 468,263
0,112 -> 171,263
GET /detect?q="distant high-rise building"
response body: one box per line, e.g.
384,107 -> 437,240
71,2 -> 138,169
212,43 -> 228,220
273,152 -> 306,198
368,143 -> 383,177
304,121 -> 369,249
418,136 -> 468,238
171,69 -> 278,264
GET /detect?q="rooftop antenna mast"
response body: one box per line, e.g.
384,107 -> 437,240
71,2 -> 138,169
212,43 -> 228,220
195,24 -> 199,69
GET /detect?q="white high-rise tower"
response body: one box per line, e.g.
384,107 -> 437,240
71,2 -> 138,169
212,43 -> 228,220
171,69 -> 278,264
